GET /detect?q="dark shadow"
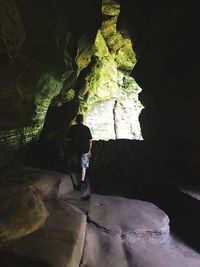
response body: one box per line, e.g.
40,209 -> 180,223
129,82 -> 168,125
0,250 -> 51,267
23,139 -> 61,171
88,140 -> 200,253
137,182 -> 200,253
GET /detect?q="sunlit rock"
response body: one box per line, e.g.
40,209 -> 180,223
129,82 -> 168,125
101,0 -> 135,71
78,0 -> 143,140
86,99 -> 116,140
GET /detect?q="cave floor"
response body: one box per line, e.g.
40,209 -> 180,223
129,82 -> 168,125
1,167 -> 200,267
65,187 -> 200,267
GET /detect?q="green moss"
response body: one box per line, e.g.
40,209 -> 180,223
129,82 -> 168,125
0,72 -> 64,167
94,30 -> 109,58
75,0 -> 137,119
102,0 -> 120,16
33,73 -> 63,130
100,0 -> 136,71
75,33 -> 95,75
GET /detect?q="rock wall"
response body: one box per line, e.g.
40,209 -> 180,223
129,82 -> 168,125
0,0 -> 101,167
82,0 -> 143,140
120,1 -> 200,183
1,0 -> 199,186
88,139 -> 156,196
0,0 -> 143,169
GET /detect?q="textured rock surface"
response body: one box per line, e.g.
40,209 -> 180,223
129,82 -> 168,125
88,194 -> 169,240
24,168 -> 74,200
0,0 -> 199,189
81,225 -> 128,267
0,184 -> 48,242
83,0 -> 143,140
1,168 -> 200,267
1,167 -> 74,199
0,0 -> 101,167
123,237 -> 200,267
81,225 -> 200,267
77,193 -> 200,267
1,201 -> 87,267
0,1 -> 200,265
0,0 -> 145,169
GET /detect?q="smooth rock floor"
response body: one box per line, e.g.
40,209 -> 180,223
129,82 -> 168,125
65,188 -> 200,267
64,189 -> 200,267
1,167 -> 200,267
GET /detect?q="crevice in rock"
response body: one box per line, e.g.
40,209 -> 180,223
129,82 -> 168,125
87,216 -> 116,236
121,240 -> 133,267
87,215 -> 168,241
113,100 -> 118,139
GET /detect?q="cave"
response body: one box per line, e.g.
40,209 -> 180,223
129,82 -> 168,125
0,0 -> 200,266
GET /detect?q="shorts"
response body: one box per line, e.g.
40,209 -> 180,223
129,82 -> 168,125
81,153 -> 90,169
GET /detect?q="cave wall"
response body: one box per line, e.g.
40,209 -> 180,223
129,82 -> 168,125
80,0 -> 143,140
120,1 -> 200,182
0,0 -> 200,186
0,0 -> 101,167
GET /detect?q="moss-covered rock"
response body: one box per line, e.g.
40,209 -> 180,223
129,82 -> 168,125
0,69 -> 64,166
0,0 -> 101,166
101,0 -> 136,71
0,0 -> 141,166
76,0 -> 143,140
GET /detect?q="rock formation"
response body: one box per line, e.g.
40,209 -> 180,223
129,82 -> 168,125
0,0 -> 200,266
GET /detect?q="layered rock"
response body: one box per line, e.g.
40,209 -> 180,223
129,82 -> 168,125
0,0 -> 145,169
0,0 -> 101,167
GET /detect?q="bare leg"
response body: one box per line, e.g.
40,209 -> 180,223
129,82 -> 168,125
81,167 -> 87,193
81,167 -> 86,181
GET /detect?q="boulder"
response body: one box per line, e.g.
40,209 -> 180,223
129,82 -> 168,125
1,201 -> 87,267
0,184 -> 48,242
4,167 -> 74,200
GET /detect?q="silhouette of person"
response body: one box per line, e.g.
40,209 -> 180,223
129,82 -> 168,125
66,114 -> 92,191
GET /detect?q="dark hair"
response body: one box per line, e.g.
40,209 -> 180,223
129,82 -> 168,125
76,114 -> 83,124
